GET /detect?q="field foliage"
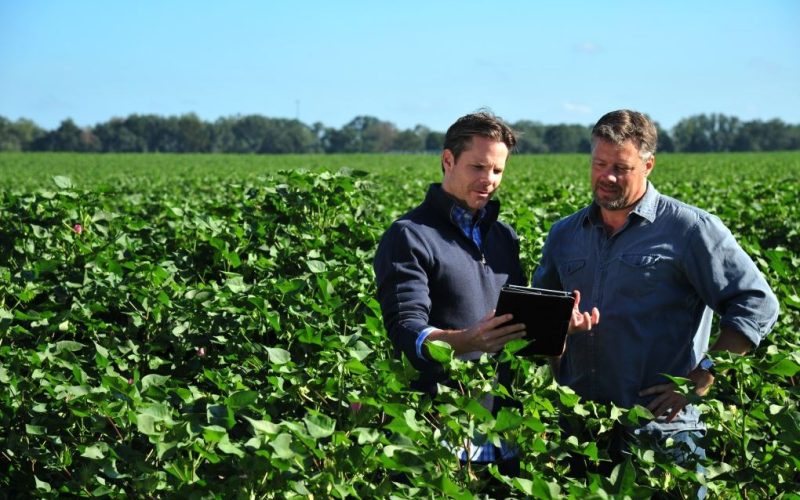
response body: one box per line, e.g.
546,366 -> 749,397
0,152 -> 798,498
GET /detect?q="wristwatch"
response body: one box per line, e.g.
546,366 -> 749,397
698,357 -> 716,376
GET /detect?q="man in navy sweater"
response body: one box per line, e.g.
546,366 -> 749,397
373,111 -> 597,474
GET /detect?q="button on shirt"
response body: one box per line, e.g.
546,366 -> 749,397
533,182 -> 778,430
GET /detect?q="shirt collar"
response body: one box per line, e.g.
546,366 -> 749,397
451,203 -> 485,227
632,181 -> 659,222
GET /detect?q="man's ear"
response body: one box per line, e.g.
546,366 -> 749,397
644,154 -> 655,176
442,149 -> 455,173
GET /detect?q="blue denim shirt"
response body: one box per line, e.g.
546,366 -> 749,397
533,182 -> 779,431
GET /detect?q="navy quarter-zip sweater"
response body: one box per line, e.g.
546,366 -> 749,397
373,183 -> 525,396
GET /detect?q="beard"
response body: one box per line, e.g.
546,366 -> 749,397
593,183 -> 628,210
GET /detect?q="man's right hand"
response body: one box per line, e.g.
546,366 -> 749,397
427,310 -> 526,355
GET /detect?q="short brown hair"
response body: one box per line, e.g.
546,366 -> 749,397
443,111 -> 517,165
591,109 -> 657,161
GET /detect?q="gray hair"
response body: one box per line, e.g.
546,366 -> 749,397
591,109 -> 657,162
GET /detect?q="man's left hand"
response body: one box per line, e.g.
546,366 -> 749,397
567,290 -> 600,334
638,368 -> 714,422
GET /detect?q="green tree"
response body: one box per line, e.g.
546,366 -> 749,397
228,115 -> 273,153
424,131 -> 445,152
0,117 -> 45,151
672,113 -> 741,152
543,124 -> 591,153
31,119 -> 97,151
259,118 -> 320,153
654,121 -> 675,153
392,128 -> 424,152
174,113 -> 211,152
94,118 -> 147,152
210,117 -> 238,153
512,120 -> 548,153
324,116 -> 398,153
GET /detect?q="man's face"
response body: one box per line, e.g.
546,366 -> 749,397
441,135 -> 509,213
591,138 -> 654,211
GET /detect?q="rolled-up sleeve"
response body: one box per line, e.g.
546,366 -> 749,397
683,214 -> 779,347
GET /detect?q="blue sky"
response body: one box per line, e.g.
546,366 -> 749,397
1,0 -> 798,132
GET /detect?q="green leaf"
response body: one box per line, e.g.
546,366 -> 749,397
207,404 -> 235,429
464,399 -> 493,422
558,388 -> 580,407
609,458 -> 636,494
765,357 -> 800,377
580,441 -> 599,461
304,412 -> 336,439
426,340 -> 453,363
203,425 -> 228,443
513,477 -> 534,495
141,403 -> 172,421
245,417 -> 280,435
141,374 -> 171,392
627,405 -> 654,425
347,340 -> 373,361
217,434 -> 245,457
52,175 -> 73,189
530,475 -> 561,498
269,433 -> 295,459
81,444 -> 105,459
34,476 -> 52,492
494,408 -> 523,432
54,340 -> 85,353
224,275 -> 248,292
266,347 -> 291,365
307,260 -> 327,273
136,414 -> 157,435
227,390 -> 259,410
26,424 -> 46,435
93,341 -> 109,358
353,427 -> 380,445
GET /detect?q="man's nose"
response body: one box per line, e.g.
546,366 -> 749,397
481,169 -> 498,183
597,168 -> 618,182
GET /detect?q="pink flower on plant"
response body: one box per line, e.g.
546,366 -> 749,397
128,377 -> 134,385
73,223 -> 83,234
350,402 -> 363,412
197,347 -> 206,357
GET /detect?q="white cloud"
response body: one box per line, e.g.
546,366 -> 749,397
574,42 -> 601,54
564,102 -> 592,115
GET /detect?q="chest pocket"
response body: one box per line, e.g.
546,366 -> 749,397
617,253 -> 663,297
563,259 -> 586,275
556,258 -> 589,292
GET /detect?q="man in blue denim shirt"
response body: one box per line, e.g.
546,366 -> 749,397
533,110 -> 779,466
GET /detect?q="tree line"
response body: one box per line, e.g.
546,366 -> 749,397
1,113 -> 799,154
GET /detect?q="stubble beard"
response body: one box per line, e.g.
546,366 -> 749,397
593,184 -> 627,210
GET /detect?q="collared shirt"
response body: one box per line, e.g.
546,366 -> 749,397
452,204 -> 486,254
533,182 -> 778,431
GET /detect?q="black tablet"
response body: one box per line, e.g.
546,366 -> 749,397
495,285 -> 575,356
